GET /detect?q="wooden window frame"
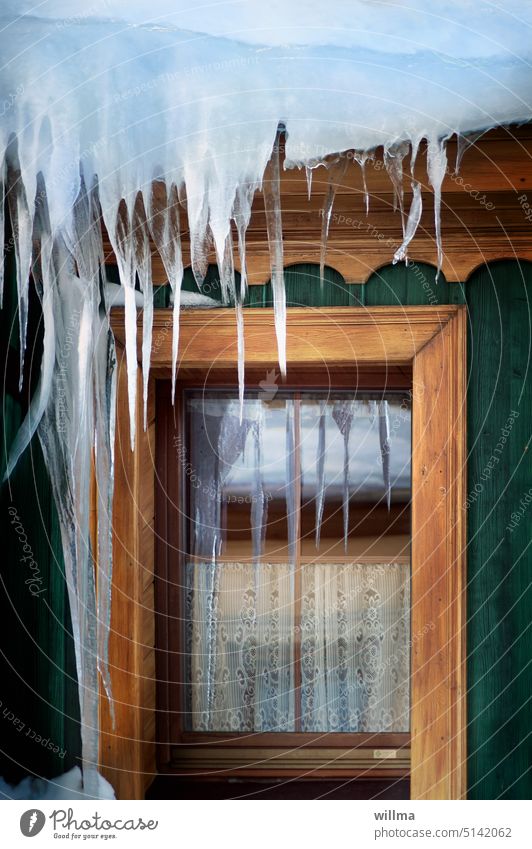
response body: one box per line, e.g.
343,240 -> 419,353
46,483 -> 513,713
103,305 -> 466,800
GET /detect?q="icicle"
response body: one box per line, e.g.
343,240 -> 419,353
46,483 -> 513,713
379,399 -> 391,512
315,400 -> 326,549
233,181 -> 255,298
427,136 -> 448,280
93,310 -> 117,720
285,400 -> 297,560
148,181 -> 183,401
216,230 -> 235,306
455,130 -> 483,174
332,401 -> 354,551
251,403 -> 267,561
320,154 -> 349,287
393,181 -> 422,264
0,157 -> 5,308
132,195 -> 153,430
6,161 -> 35,388
353,152 -> 371,215
384,141 -> 409,230
37,261 -> 101,798
236,298 -> 245,422
112,199 -> 138,450
4,178 -> 56,479
69,178 -> 104,286
393,139 -> 423,264
263,135 -> 286,377
305,165 -> 313,200
212,227 -> 246,419
186,185 -> 211,288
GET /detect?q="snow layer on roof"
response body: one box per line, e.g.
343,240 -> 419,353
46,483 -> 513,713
5,0 -> 532,58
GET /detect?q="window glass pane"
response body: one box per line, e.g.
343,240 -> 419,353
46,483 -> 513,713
299,392 -> 411,558
185,392 -> 291,560
182,389 -> 411,734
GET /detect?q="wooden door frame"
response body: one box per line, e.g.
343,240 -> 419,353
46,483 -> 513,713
103,305 -> 467,800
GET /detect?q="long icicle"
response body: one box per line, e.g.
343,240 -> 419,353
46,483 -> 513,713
38,258 -> 101,798
251,403 -> 266,562
332,401 -> 354,551
236,297 -> 245,421
0,157 -> 5,307
93,307 -> 117,720
233,186 -> 253,420
393,181 -> 422,264
233,181 -> 255,300
4,177 -> 55,478
341,417 -> 351,551
393,139 -> 422,264
427,136 -> 448,280
148,182 -> 184,402
305,165 -> 313,200
7,158 -> 35,388
285,400 -> 297,560
112,199 -> 138,450
263,133 -> 286,376
133,195 -> 153,430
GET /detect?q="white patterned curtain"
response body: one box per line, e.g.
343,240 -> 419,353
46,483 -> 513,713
185,561 -> 295,731
185,560 -> 409,733
301,562 -> 410,732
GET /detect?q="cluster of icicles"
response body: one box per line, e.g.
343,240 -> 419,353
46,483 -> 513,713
189,396 -> 394,564
2,128 -> 459,796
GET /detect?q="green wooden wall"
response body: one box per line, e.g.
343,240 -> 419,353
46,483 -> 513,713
1,254 -> 530,798
0,231 -> 80,784
465,261 -> 531,800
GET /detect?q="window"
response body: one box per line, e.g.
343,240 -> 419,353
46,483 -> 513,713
181,389 -> 411,740
109,304 -> 466,798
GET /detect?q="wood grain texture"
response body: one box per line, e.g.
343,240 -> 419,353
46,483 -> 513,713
111,306 -> 460,370
102,127 -> 532,284
466,261 -> 532,800
411,308 -> 467,799
98,344 -> 156,800
169,746 -> 410,778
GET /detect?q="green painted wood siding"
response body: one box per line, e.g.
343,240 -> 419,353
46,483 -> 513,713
465,261 -> 531,800
1,255 -> 530,799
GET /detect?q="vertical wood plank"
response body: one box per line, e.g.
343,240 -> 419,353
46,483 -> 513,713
466,260 -> 532,799
411,308 -> 467,799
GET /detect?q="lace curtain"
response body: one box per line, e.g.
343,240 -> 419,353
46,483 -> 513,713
301,561 -> 410,732
185,561 -> 295,732
185,560 -> 409,733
